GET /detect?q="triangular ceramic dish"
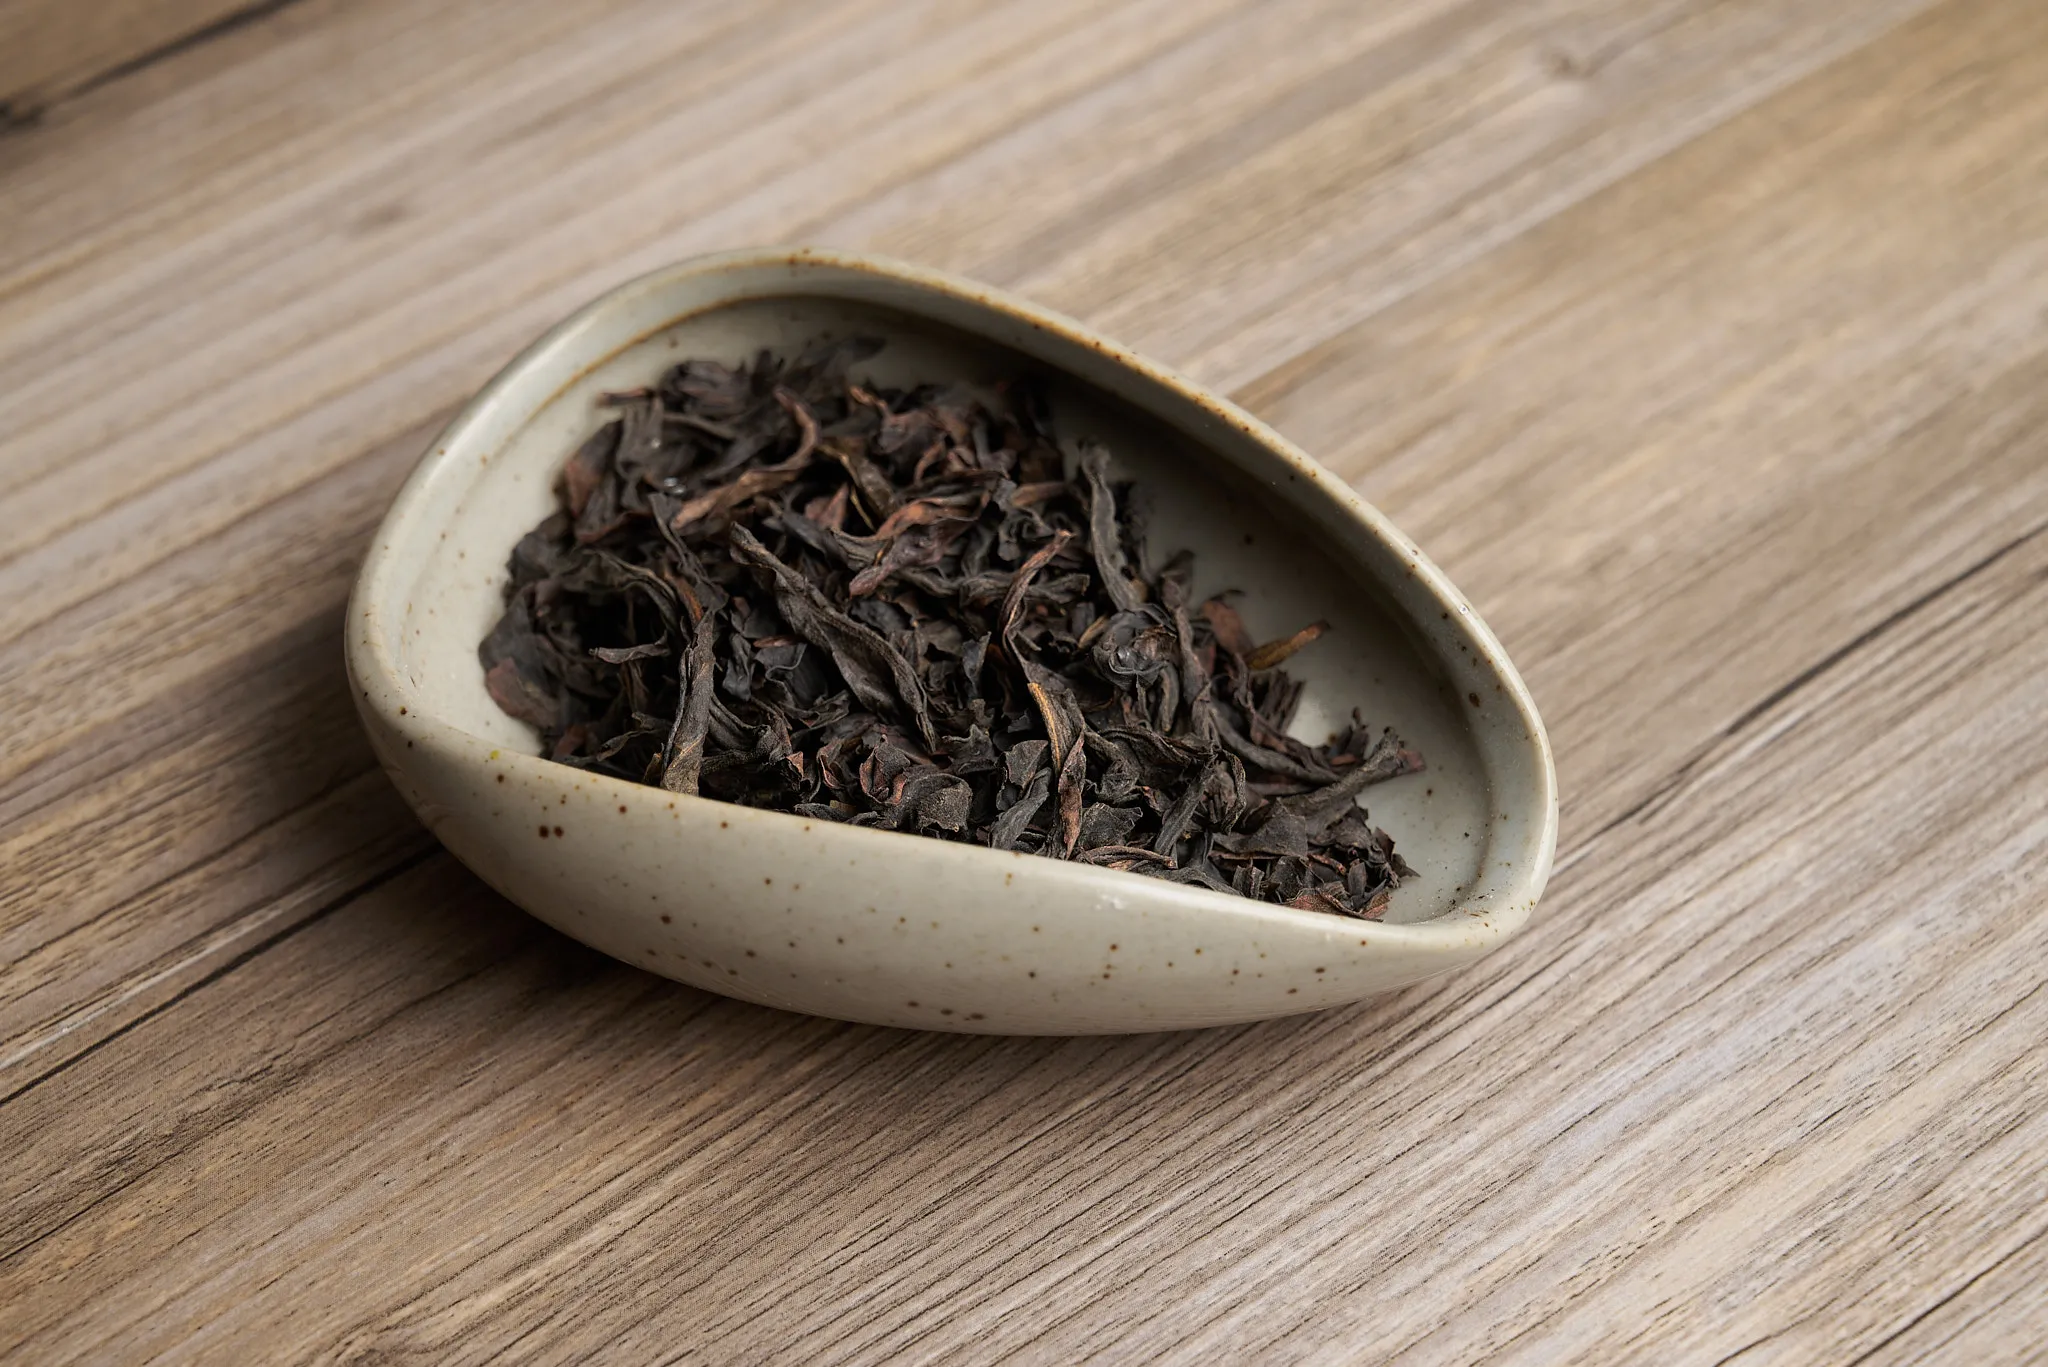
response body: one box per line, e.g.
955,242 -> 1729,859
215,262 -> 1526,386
347,248 -> 1556,1034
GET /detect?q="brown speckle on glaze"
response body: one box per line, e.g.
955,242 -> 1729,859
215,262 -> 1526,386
537,826 -> 549,839
553,826 -> 563,837
660,914 -> 672,924
496,774 -> 505,784
1468,692 -> 1482,707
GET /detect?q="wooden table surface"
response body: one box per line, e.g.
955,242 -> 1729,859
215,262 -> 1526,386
5,1 -> 2047,1361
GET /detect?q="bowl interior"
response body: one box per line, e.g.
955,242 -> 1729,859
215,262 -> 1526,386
384,294 -> 1495,925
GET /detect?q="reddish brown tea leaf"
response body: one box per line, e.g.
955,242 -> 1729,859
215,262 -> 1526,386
1246,620 -> 1330,671
478,339 -> 1422,917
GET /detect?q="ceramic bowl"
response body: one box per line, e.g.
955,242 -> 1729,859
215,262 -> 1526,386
346,248 -> 1555,1034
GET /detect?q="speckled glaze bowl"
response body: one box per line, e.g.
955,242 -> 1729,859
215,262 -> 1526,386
346,248 -> 1555,1034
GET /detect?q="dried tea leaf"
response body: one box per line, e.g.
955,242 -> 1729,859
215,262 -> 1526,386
1246,620 -> 1330,671
479,339 -> 1425,917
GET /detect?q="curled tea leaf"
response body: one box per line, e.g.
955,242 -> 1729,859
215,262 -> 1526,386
479,339 -> 1423,917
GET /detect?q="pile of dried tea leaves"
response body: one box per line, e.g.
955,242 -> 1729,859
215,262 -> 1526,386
481,337 -> 1424,918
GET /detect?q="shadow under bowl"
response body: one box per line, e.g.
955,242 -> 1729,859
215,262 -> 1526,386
346,248 -> 1556,1034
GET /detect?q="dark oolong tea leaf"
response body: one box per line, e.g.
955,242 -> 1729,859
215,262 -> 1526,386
481,338 -> 1424,918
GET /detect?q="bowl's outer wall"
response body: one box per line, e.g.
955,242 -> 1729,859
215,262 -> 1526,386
363,720 -> 1512,1033
346,249 -> 1557,1034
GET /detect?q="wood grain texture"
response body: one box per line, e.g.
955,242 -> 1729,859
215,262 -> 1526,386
0,0 -> 257,112
4,0 -> 2048,1361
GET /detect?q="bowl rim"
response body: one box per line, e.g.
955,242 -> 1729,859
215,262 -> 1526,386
346,246 -> 1558,954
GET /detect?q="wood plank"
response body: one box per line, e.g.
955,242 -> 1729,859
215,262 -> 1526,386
0,0 -> 1938,641
2,0 -> 1990,1091
0,417 -> 437,1093
0,0 -> 1251,536
0,0 -> 1269,1079
910,0 -> 1939,390
8,0 -> 2031,971
1,408 -> 2042,1365
4,0 -> 2048,1358
0,0 -> 254,112
1236,0 -> 2048,838
1852,1230 -> 2048,1365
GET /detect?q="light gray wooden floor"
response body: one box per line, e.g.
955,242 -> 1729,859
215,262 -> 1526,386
3,0 -> 2046,1361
